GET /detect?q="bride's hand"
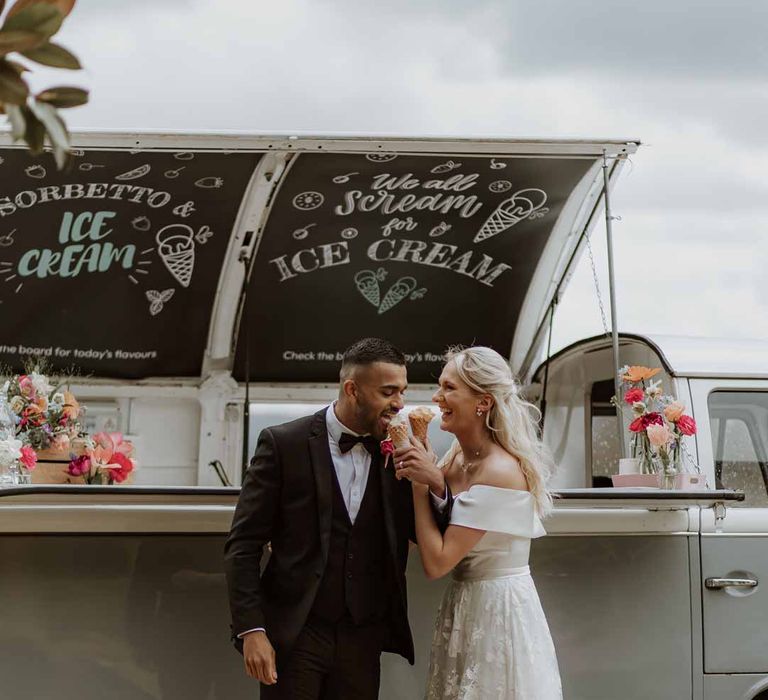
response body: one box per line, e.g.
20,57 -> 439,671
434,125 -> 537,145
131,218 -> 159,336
393,437 -> 445,495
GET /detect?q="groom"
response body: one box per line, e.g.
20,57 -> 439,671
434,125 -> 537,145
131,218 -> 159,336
225,337 -> 449,699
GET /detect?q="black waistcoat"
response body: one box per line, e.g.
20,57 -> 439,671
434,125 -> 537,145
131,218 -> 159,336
310,456 -> 389,625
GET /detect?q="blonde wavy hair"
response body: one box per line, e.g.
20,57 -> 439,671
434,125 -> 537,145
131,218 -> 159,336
440,346 -> 555,516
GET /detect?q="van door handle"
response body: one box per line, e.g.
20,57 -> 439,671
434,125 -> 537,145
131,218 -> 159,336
705,577 -> 758,589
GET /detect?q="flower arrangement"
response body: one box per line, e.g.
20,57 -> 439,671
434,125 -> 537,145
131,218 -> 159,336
0,362 -> 136,486
613,365 -> 697,482
66,432 -> 135,485
1,363 -> 83,452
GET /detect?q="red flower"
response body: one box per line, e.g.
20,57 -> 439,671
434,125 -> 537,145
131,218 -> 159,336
380,439 -> 394,456
629,412 -> 663,433
624,388 -> 645,404
677,415 -> 697,436
19,446 -> 37,471
67,455 -> 91,477
109,452 -> 134,483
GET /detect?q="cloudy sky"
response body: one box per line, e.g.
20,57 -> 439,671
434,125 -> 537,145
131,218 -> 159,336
49,0 -> 768,355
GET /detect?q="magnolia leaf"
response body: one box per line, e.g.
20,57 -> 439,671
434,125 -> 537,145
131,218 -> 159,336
3,4 -> 63,38
21,40 -> 80,68
8,0 -> 75,18
29,96 -> 70,168
4,102 -> 26,139
22,104 -> 45,154
28,96 -> 68,146
0,59 -> 29,104
0,29 -> 46,55
36,85 -> 87,108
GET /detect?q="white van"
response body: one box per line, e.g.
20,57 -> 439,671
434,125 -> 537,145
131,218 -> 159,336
1,132 -> 758,700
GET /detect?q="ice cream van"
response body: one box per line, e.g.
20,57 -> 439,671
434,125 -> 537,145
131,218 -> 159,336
0,131 -> 759,700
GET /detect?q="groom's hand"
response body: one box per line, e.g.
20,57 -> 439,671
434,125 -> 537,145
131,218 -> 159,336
394,437 -> 446,497
243,630 -> 277,685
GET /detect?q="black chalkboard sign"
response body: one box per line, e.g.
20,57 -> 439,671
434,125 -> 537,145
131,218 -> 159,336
233,152 -> 594,383
0,148 -> 261,378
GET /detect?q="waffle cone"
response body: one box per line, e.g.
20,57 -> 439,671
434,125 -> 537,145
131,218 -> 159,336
387,422 -> 410,449
408,408 -> 434,443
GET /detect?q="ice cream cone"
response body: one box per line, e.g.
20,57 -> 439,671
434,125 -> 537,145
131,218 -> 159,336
387,419 -> 410,449
408,407 -> 435,444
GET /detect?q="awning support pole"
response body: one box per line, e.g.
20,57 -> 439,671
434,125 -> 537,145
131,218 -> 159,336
240,249 -> 251,483
602,150 -> 625,458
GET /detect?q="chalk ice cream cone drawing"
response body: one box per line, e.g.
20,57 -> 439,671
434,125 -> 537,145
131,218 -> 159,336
156,224 -> 196,287
408,407 -> 435,444
387,415 -> 411,450
474,188 -> 548,243
379,277 -> 416,315
354,269 -> 384,308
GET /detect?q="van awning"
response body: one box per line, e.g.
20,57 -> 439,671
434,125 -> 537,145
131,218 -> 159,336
0,132 -> 638,382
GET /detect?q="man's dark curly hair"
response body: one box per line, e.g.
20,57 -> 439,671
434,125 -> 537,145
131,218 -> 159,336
340,338 -> 406,378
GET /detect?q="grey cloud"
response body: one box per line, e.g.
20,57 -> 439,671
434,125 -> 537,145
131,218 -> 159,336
327,0 -> 768,80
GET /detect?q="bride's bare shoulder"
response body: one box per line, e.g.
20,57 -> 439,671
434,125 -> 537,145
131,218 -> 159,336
480,451 -> 529,492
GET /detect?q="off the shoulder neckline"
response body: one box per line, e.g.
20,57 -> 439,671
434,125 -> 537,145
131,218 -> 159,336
454,484 -> 533,498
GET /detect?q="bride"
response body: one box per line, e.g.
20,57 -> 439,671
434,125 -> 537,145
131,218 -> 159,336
394,346 -> 562,699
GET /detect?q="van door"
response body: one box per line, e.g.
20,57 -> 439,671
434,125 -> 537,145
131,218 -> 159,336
691,380 -> 768,674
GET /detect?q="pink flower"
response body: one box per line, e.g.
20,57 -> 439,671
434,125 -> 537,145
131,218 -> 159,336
380,438 -> 394,468
92,432 -> 114,451
18,375 -> 34,398
663,401 -> 685,422
677,415 -> 697,436
647,423 -> 674,448
67,455 -> 92,477
624,388 -> 645,404
110,433 -> 134,458
19,446 -> 37,471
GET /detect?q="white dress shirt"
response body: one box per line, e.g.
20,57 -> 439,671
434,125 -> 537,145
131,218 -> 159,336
326,402 -> 374,524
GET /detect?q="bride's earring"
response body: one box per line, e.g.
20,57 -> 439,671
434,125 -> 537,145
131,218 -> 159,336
476,408 -> 483,417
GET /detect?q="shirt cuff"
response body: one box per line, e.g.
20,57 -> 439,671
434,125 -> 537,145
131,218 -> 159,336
430,487 -> 448,511
237,627 -> 265,638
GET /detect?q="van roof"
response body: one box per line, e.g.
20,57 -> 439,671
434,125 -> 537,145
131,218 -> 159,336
536,333 -> 768,380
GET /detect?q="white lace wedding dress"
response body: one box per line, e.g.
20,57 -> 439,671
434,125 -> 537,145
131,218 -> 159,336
425,485 -> 563,699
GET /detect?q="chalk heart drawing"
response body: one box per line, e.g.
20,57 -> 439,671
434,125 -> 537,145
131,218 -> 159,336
354,269 -> 423,315
146,288 -> 174,316
474,188 -> 548,243
156,224 -> 195,287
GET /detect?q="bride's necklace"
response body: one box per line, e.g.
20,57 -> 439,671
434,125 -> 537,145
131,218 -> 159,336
460,443 -> 489,473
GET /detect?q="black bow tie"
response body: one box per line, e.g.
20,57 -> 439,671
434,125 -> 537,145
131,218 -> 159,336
338,433 -> 379,455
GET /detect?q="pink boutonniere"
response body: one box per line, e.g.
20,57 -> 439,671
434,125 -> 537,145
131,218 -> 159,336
380,438 -> 394,468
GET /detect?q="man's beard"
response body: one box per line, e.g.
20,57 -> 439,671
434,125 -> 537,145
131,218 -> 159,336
357,405 -> 388,440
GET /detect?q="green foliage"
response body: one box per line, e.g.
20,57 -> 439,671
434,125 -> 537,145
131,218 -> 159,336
0,0 -> 87,169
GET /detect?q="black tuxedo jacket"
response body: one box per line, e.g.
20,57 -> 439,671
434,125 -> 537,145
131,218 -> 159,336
224,407 -> 450,664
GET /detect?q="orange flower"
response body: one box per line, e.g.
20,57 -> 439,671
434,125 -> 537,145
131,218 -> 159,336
622,366 -> 661,383
62,391 -> 80,421
664,401 -> 685,422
